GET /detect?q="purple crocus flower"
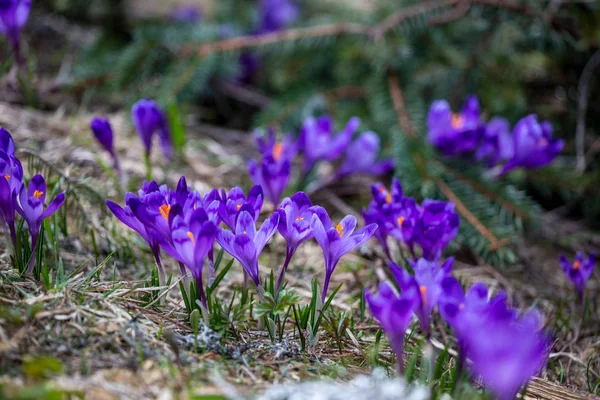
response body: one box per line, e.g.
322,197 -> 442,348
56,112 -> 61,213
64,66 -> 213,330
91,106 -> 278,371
0,149 -> 23,245
160,207 -> 217,310
257,0 -> 299,33
475,117 -> 514,167
427,95 -> 483,156
171,4 -> 202,23
107,186 -> 168,286
337,132 -> 394,178
415,200 -> 459,261
559,252 -> 596,301
501,115 -> 563,175
16,174 -> 66,274
310,206 -> 377,302
298,116 -> 360,172
0,0 -> 31,66
438,277 -> 493,370
274,192 -> 314,292
361,179 -> 405,259
388,197 -> 421,255
390,257 -> 454,338
218,185 -> 264,230
90,117 -> 121,172
0,127 -> 15,156
215,210 -> 279,291
131,99 -> 172,160
365,282 -> 417,375
248,155 -> 291,206
466,309 -> 551,400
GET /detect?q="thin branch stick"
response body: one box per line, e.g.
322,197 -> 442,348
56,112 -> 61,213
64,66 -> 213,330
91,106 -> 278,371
387,72 -> 416,138
435,178 -> 508,251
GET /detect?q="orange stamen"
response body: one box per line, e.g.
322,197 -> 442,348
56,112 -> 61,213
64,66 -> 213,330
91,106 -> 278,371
419,286 -> 427,305
336,223 -> 344,238
159,204 -> 171,221
296,217 -> 304,221
451,113 -> 464,129
386,193 -> 392,203
193,204 -> 197,210
397,216 -> 405,227
236,204 -> 241,210
573,260 -> 581,270
4,174 -> 9,181
243,230 -> 247,235
33,190 -> 44,199
272,142 -> 284,161
187,231 -> 195,244
378,186 -> 385,193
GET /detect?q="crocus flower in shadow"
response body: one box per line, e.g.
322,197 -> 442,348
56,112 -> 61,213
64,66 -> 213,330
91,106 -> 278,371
310,206 -> 377,302
0,127 -> 16,156
216,210 -> 279,292
0,0 -> 31,67
427,95 -> 483,156
365,282 -> 418,375
298,116 -> 360,173
275,192 -> 315,293
171,4 -> 202,23
559,252 -> 596,303
466,308 -> 551,400
415,200 -> 459,261
16,174 -> 66,274
131,99 -> 172,161
218,185 -> 263,230
475,117 -> 514,168
248,155 -> 291,207
0,148 -> 23,246
337,131 -> 394,178
390,257 -> 454,338
501,115 -> 563,175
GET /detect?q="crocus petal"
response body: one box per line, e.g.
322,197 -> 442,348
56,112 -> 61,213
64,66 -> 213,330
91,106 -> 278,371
236,210 -> 257,240
254,212 -> 279,254
40,191 -> 66,220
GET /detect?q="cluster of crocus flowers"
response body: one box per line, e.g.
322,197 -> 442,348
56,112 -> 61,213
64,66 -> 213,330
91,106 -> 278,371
559,252 -> 596,304
0,0 -> 31,67
249,116 -> 394,206
0,128 -> 66,273
427,96 -> 563,173
107,176 -> 377,308
367,256 -> 551,400
363,178 -> 459,261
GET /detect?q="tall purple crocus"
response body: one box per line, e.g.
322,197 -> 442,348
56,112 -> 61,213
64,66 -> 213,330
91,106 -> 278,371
218,185 -> 263,230
257,0 -> 299,34
90,117 -> 121,174
131,99 -> 172,161
275,192 -> 314,293
337,132 -> 394,178
427,95 -> 483,156
298,116 -> 360,173
0,0 -> 31,67
415,200 -> 459,261
310,206 -> 377,302
466,308 -> 551,400
559,252 -> 596,303
216,210 -> 279,292
16,175 -> 66,274
159,207 -> 217,310
475,117 -> 514,168
365,282 -> 417,375
0,147 -> 23,246
390,257 -> 453,338
501,115 -> 563,175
